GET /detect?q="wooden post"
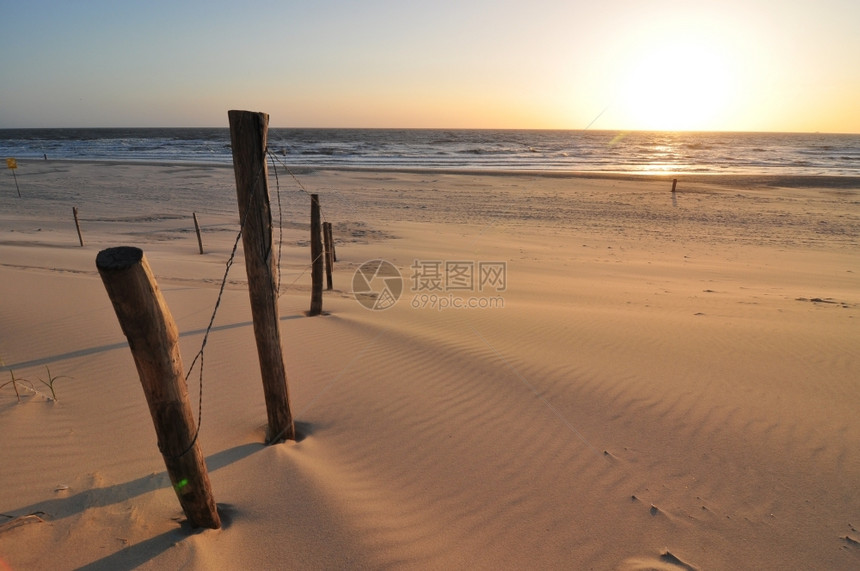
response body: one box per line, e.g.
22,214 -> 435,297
228,110 -> 295,443
192,212 -> 204,254
326,222 -> 337,262
671,178 -> 678,193
309,194 -> 323,315
322,221 -> 333,291
96,246 -> 220,529
73,207 -> 84,247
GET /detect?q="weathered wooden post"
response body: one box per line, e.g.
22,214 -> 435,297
96,246 -> 220,529
192,212 -> 204,254
228,110 -> 295,443
324,221 -> 336,262
309,194 -> 323,315
73,207 -> 84,247
322,221 -> 334,291
671,178 -> 678,193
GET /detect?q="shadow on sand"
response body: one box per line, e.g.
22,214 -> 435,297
0,314 -> 306,372
4,443 -> 262,570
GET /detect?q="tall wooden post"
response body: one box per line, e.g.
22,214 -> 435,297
309,194 -> 323,315
96,246 -> 220,529
228,110 -> 295,443
322,221 -> 334,291
192,212 -> 204,254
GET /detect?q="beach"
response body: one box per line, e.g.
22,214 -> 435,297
1,160 -> 859,569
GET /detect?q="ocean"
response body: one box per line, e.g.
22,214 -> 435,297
1,128 -> 859,177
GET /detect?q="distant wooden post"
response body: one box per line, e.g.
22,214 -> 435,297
73,207 -> 84,247
322,221 -> 334,291
325,221 -> 337,262
228,110 -> 295,443
309,194 -> 323,315
671,178 -> 678,193
192,212 -> 204,254
96,246 -> 220,529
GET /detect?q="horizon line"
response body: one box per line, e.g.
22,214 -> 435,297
2,126 -> 859,136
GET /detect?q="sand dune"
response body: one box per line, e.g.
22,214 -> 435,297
1,161 -> 859,569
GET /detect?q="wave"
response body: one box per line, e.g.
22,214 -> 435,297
1,129 -> 859,176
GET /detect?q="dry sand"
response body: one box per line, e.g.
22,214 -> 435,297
1,161 -> 859,569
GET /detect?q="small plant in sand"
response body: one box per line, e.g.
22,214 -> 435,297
1,357 -> 71,402
1,366 -> 32,404
35,366 -> 72,401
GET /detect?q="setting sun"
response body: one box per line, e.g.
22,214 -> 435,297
2,1 -> 859,132
616,35 -> 738,131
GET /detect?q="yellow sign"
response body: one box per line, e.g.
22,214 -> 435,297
6,158 -> 17,170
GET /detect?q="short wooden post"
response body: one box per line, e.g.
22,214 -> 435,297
228,110 -> 295,443
12,171 -> 21,198
322,221 -> 334,291
192,212 -> 204,254
73,207 -> 84,247
309,194 -> 323,315
96,246 -> 220,529
671,178 -> 678,193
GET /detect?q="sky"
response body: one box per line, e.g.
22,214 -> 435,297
1,0 -> 859,132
